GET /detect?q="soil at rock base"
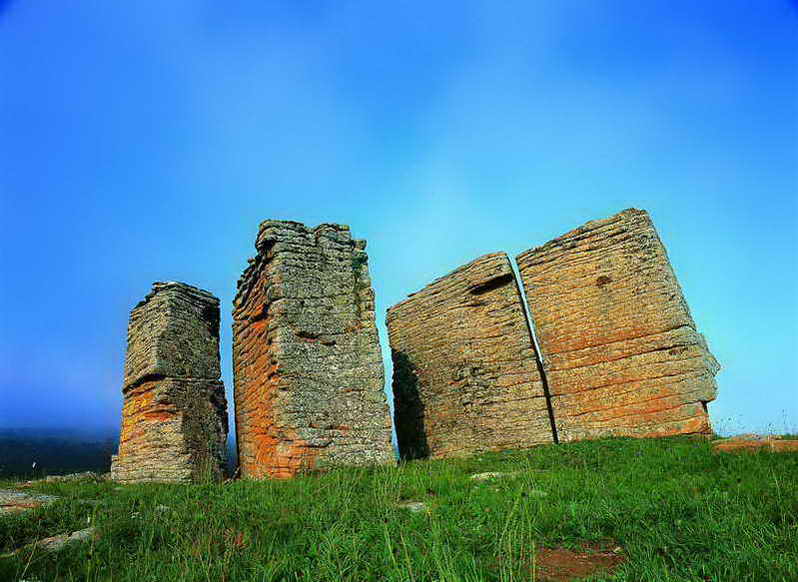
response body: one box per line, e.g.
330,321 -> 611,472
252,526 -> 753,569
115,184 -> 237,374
531,543 -> 625,581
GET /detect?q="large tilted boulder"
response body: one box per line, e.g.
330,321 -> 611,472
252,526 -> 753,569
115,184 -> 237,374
111,282 -> 228,483
232,221 -> 394,479
386,253 -> 554,459
387,208 -> 720,458
516,209 -> 719,442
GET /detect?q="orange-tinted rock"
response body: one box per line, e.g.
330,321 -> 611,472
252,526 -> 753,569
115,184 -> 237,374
232,220 -> 394,479
386,253 -> 553,459
516,209 -> 719,442
712,436 -> 798,453
111,282 -> 228,483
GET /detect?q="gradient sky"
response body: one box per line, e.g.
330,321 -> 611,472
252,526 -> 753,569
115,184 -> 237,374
1,1 -> 796,438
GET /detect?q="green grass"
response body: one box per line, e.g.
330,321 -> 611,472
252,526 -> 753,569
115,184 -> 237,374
1,436 -> 796,581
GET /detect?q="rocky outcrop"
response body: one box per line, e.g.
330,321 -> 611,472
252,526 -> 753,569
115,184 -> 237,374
232,221 -> 394,479
0,490 -> 59,516
111,282 -> 228,483
712,435 -> 798,453
516,209 -> 719,442
386,253 -> 554,459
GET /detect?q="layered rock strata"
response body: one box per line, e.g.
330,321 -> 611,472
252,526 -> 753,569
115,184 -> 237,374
111,282 -> 228,483
712,435 -> 798,454
386,253 -> 554,459
232,221 -> 394,479
516,209 -> 719,442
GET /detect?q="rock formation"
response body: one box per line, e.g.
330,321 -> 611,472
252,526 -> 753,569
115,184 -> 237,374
111,282 -> 228,483
712,435 -> 798,454
232,220 -> 394,479
386,253 -> 554,459
516,209 -> 719,442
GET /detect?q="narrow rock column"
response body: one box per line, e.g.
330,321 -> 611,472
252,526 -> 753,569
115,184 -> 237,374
111,282 -> 228,483
386,253 -> 554,459
232,221 -> 394,479
516,209 -> 719,442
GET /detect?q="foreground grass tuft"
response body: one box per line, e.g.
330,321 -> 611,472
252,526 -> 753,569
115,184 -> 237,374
1,436 -> 796,581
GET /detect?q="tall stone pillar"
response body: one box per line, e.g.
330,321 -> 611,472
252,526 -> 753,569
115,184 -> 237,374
386,253 -> 554,459
111,282 -> 228,483
516,209 -> 719,442
233,221 -> 394,479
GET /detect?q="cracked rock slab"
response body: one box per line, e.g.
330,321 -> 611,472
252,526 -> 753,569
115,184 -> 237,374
233,220 -> 394,478
387,253 -> 553,460
516,209 -> 719,442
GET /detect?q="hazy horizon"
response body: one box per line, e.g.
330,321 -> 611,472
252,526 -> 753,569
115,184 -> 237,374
2,2 -> 796,438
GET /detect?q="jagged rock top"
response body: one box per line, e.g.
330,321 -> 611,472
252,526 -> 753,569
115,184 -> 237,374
135,281 -> 219,309
255,220 -> 352,249
234,220 -> 366,312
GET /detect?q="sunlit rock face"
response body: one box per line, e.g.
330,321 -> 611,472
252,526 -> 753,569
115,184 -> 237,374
386,253 -> 554,460
516,209 -> 719,442
232,220 -> 394,479
111,282 -> 228,483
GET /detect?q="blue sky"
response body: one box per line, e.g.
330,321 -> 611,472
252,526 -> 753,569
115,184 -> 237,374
1,1 -> 796,436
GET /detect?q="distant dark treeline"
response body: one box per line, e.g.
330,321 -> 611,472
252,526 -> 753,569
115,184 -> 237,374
0,428 -> 117,477
0,429 -> 238,478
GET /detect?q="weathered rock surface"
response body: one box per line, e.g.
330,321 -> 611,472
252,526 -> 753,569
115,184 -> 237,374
0,490 -> 59,516
233,221 -> 394,479
516,209 -> 719,442
386,253 -> 553,459
111,282 -> 228,483
712,435 -> 798,453
5,527 -> 98,557
123,282 -> 221,386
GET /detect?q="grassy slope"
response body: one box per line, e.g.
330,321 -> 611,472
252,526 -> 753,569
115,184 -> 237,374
1,436 -> 796,582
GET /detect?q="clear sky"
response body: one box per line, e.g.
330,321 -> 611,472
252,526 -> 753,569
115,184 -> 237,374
1,1 -> 796,437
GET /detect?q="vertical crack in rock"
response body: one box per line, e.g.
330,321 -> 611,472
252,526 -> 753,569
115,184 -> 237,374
111,282 -> 228,483
232,220 -> 394,479
516,209 -> 720,442
508,259 -> 559,444
386,253 -> 554,460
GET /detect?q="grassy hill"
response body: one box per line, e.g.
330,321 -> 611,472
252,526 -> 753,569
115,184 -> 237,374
1,436 -> 796,581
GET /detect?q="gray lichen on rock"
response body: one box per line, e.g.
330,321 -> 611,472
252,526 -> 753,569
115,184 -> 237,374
111,281 -> 228,483
233,220 -> 394,479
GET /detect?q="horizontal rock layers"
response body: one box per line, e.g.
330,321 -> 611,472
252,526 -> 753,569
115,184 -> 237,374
388,209 -> 720,458
712,435 -> 798,454
111,282 -> 228,483
516,209 -> 719,442
386,253 -> 554,459
233,221 -> 394,479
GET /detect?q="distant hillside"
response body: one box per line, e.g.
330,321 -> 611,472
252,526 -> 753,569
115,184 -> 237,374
0,428 -> 238,478
0,428 -> 118,478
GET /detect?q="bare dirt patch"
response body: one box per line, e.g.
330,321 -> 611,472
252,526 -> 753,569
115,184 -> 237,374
532,542 -> 625,581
